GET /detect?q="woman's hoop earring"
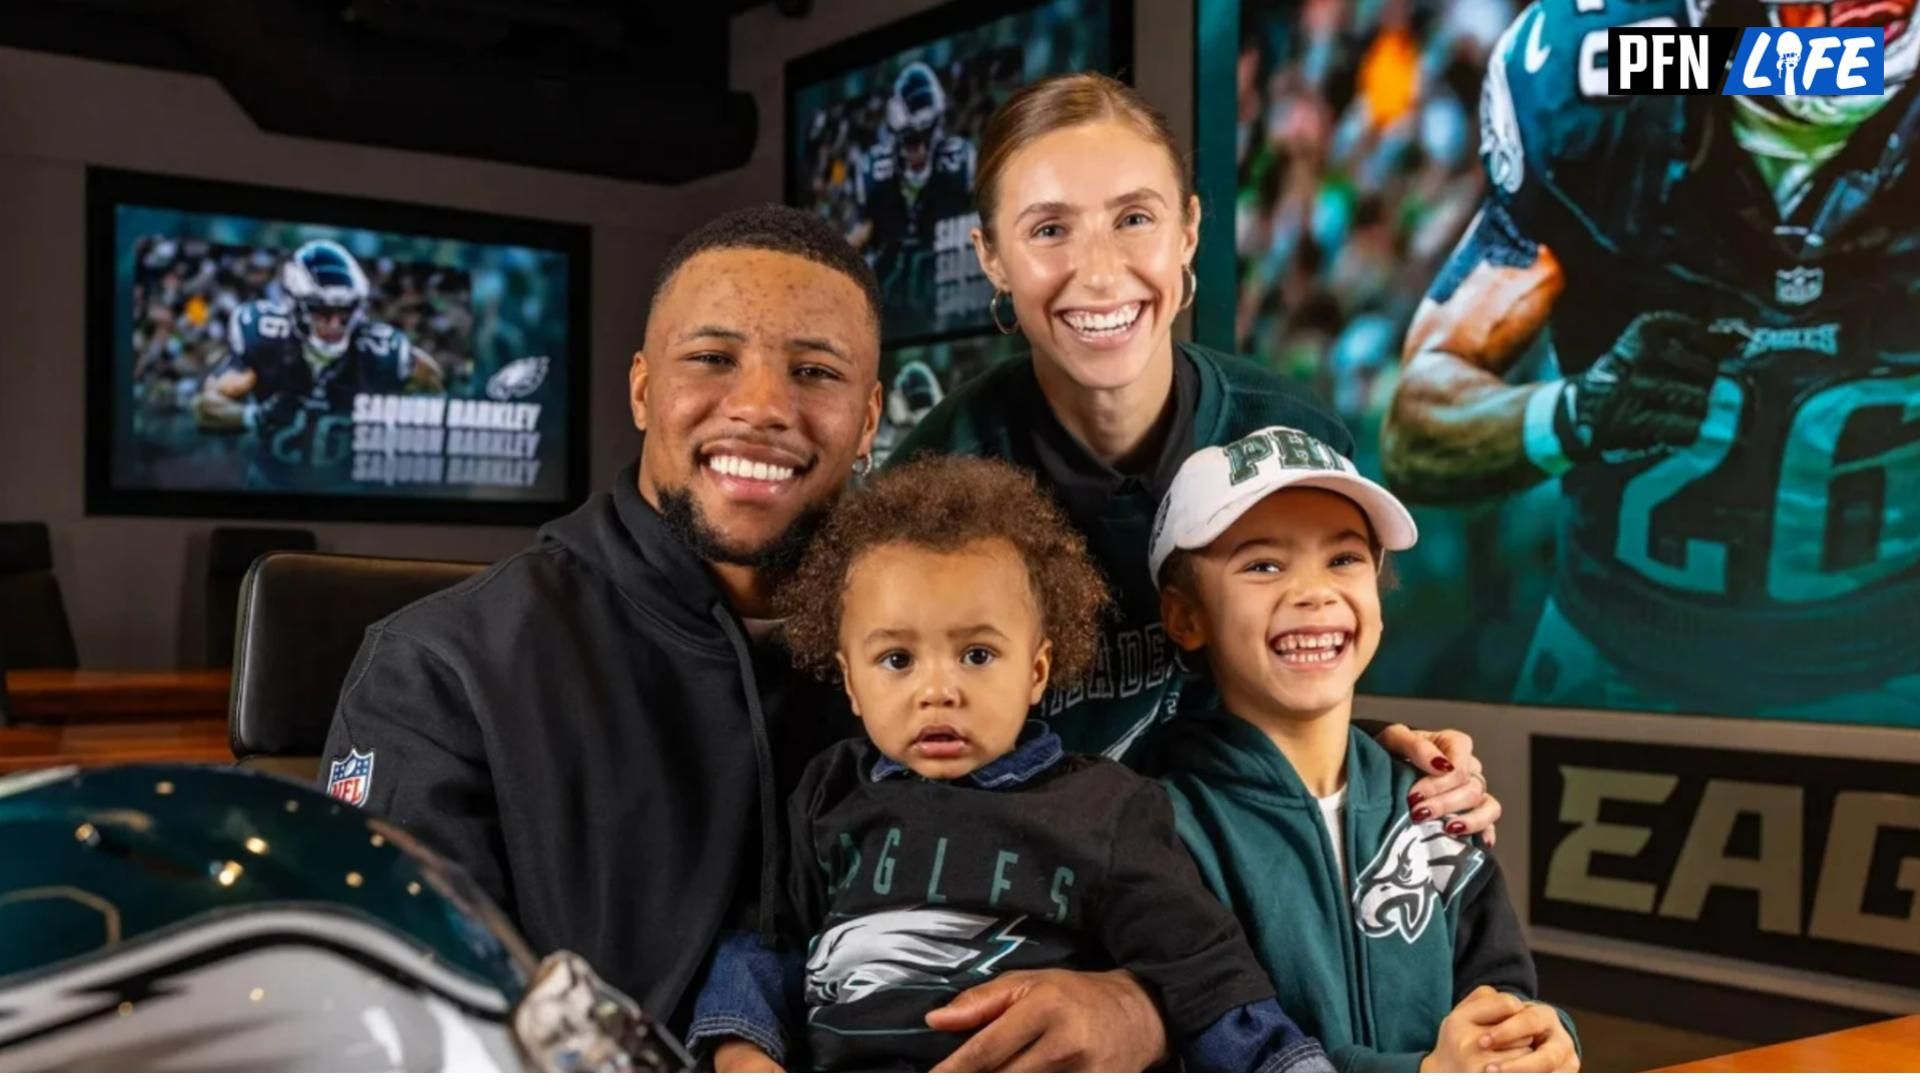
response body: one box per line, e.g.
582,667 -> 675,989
990,290 -> 1018,335
1179,265 -> 1198,312
852,453 -> 873,478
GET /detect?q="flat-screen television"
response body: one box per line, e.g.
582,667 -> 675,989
786,0 -> 1132,350
85,168 -> 591,525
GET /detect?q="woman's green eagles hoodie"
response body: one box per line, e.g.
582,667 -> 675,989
1156,711 -> 1576,1072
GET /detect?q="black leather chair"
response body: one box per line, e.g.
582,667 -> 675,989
0,522 -> 79,670
204,526 -> 317,667
228,552 -> 486,776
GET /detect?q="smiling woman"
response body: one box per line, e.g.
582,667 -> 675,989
886,73 -> 1363,765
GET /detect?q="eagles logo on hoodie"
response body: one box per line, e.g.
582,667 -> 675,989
1351,815 -> 1485,945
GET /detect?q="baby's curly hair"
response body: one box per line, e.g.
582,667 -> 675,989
777,455 -> 1110,684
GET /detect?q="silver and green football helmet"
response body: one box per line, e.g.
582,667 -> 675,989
0,765 -> 688,1072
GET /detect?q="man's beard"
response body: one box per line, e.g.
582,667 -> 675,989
657,486 -> 829,576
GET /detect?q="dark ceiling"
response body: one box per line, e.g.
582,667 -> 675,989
0,0 -> 809,183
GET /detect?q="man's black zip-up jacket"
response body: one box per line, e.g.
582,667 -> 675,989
318,463 -> 856,1026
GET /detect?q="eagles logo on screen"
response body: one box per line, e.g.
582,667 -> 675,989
1352,815 -> 1484,945
804,909 -> 1027,1010
488,355 -> 551,401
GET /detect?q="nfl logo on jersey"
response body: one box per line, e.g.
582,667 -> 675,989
327,749 -> 375,807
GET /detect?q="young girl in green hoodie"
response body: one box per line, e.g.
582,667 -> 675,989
1147,425 -> 1580,1073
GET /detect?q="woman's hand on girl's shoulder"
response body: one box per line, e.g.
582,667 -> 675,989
1382,724 -> 1503,846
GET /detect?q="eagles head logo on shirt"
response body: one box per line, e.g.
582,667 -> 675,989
805,909 -> 1027,1010
1352,815 -> 1485,945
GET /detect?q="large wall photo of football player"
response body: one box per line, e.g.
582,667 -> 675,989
1230,0 -> 1920,729
787,0 -> 1124,348
104,202 -> 579,508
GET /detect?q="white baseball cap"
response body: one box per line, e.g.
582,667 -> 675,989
1148,426 -> 1418,584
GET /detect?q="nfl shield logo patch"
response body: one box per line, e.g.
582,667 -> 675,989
1775,266 -> 1823,306
327,749 -> 375,807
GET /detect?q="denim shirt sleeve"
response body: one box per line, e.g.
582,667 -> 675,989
685,929 -> 805,1065
1181,998 -> 1335,1073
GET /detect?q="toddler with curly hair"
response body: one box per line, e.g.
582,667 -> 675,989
685,455 -> 1330,1073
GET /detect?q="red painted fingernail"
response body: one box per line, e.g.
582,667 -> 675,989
1408,793 -> 1422,808
1412,806 -> 1433,822
1446,820 -> 1468,835
1432,757 -> 1455,773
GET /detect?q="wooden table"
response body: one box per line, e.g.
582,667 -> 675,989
1660,1014 -> 1920,1071
5,669 -> 230,724
0,718 -> 232,771
2,670 -> 234,772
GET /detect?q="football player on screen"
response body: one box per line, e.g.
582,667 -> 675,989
195,239 -> 442,460
848,61 -> 977,315
1381,0 -> 1920,721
